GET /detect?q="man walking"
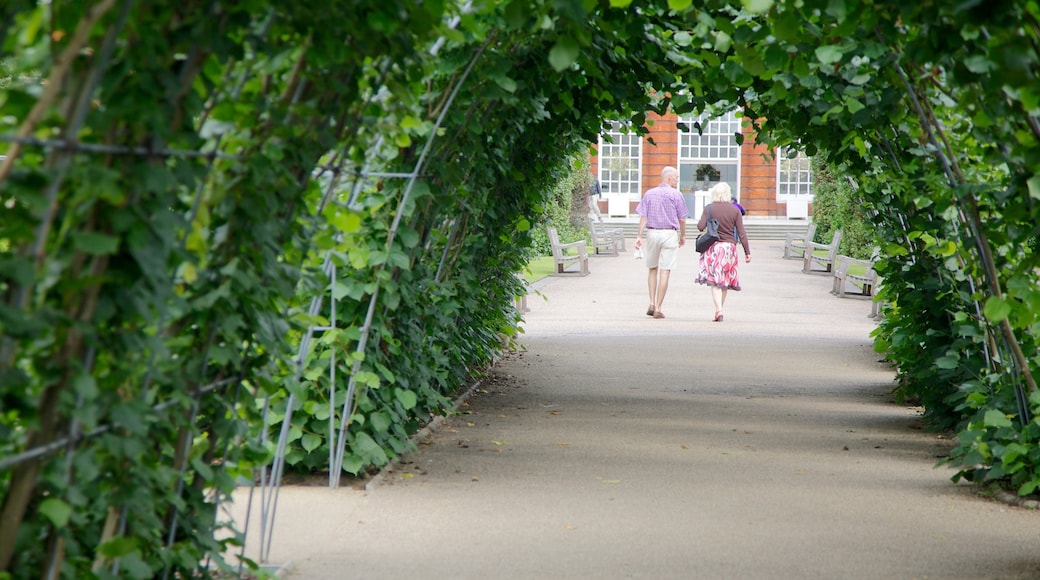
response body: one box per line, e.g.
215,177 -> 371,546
634,166 -> 687,319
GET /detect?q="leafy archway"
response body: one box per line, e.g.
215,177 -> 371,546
1,0 -> 1038,576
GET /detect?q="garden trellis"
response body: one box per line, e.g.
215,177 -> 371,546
4,0 -> 1040,578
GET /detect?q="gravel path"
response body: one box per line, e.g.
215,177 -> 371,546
231,242 -> 1040,580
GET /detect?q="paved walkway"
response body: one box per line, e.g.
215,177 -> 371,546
232,242 -> 1040,579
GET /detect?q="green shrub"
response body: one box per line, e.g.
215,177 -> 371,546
811,159 -> 875,259
529,153 -> 592,255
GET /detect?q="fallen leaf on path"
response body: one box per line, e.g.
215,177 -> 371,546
555,441 -> 569,446
492,440 -> 507,446
400,473 -> 414,479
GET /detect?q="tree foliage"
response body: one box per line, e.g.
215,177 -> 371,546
809,158 -> 874,259
2,0 -> 1040,576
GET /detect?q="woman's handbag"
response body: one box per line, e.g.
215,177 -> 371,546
695,205 -> 720,253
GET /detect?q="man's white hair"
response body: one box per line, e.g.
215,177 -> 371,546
661,166 -> 678,181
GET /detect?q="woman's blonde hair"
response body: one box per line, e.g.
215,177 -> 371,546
710,181 -> 732,203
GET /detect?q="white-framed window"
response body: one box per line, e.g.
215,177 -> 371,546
597,121 -> 643,200
677,110 -> 742,198
777,146 -> 813,199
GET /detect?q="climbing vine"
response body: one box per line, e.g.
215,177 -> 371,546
2,0 -> 1040,577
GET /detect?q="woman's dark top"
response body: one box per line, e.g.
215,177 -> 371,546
698,201 -> 750,256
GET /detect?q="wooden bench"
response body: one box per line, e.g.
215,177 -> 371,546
590,201 -> 626,251
802,229 -> 843,273
514,274 -> 530,313
831,255 -> 877,298
783,223 -> 817,259
869,279 -> 884,320
547,226 -> 589,276
588,216 -> 620,256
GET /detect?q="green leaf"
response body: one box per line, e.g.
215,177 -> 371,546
38,498 -> 72,528
119,551 -> 154,580
714,31 -> 733,54
937,240 -> 958,257
330,211 -> 362,233
72,231 -> 120,256
1020,479 -> 1040,496
1027,174 -> 1040,200
815,45 -> 844,65
549,37 -> 580,72
983,409 -> 1013,428
73,372 -> 99,399
668,0 -> 692,10
400,115 -> 423,130
492,74 -> 517,93
825,0 -> 846,20
302,434 -> 322,452
397,226 -> 420,248
370,411 -> 392,432
983,296 -> 1012,323
99,536 -> 138,558
963,55 -> 994,73
742,0 -> 774,13
353,431 -> 389,465
341,454 -> 364,475
396,388 -> 418,410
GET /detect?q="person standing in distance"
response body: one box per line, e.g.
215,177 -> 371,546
634,166 -> 688,319
695,181 -> 750,322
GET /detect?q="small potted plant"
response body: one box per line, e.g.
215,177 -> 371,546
695,164 -> 721,187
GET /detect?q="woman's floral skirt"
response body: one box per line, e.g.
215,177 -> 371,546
695,241 -> 742,291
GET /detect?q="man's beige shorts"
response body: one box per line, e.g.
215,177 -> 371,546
644,229 -> 679,270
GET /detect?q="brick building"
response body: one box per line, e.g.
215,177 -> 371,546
589,109 -> 813,221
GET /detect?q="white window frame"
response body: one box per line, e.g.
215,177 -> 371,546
677,110 -> 742,196
776,146 -> 814,200
597,122 -> 643,201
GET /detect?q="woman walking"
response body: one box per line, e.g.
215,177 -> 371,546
695,182 -> 751,322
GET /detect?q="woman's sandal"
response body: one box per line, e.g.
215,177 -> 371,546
713,312 -> 724,322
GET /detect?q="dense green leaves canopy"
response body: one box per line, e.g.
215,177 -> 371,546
2,0 -> 1039,576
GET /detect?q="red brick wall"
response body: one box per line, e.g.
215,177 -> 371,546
640,111 -> 677,196
741,125 -> 779,217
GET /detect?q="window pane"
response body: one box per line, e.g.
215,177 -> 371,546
777,146 -> 814,198
597,121 -> 642,199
